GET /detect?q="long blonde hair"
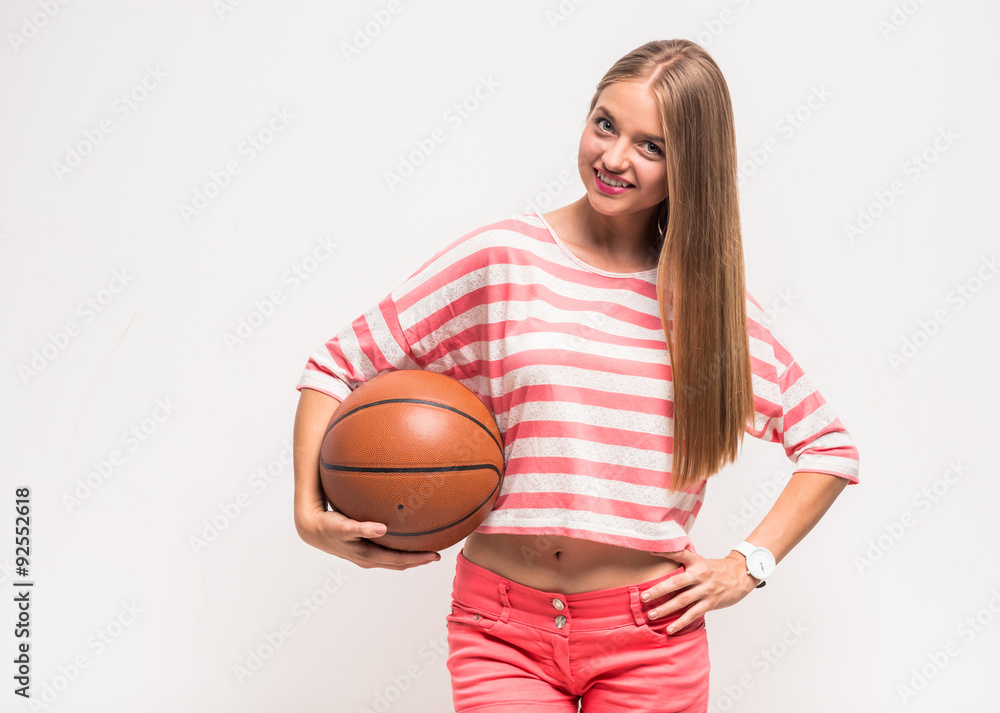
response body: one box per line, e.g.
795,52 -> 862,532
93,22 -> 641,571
588,39 -> 755,492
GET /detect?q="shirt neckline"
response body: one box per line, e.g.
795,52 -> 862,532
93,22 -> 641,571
531,211 -> 659,279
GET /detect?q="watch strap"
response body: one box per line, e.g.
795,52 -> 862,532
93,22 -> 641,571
734,541 -> 755,560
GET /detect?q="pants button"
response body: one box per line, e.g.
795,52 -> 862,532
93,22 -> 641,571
554,615 -> 567,629
552,598 -> 565,611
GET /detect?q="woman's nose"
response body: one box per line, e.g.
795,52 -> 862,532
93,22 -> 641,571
603,138 -> 630,172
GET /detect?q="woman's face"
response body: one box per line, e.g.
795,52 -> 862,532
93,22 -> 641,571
578,80 -> 668,217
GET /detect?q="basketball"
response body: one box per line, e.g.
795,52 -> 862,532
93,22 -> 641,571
319,369 -> 505,552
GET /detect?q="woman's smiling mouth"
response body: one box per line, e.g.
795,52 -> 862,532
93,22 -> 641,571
594,167 -> 634,194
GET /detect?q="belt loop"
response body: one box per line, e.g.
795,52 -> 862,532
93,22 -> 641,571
627,586 -> 646,626
497,580 -> 511,623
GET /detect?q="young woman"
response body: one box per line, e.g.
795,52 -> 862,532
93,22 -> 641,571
292,39 -> 860,713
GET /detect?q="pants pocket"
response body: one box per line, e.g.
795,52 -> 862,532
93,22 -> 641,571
447,599 -> 505,633
640,609 -> 707,642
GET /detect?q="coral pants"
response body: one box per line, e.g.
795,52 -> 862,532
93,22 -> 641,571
446,549 -> 710,712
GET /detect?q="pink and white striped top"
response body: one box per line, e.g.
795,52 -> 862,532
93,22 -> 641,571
296,211 -> 860,555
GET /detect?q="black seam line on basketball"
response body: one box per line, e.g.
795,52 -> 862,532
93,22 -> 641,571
323,396 -> 504,459
333,473 -> 503,539
386,479 -> 499,537
319,460 -> 502,476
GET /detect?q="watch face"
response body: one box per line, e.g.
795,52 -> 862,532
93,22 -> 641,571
748,548 -> 775,579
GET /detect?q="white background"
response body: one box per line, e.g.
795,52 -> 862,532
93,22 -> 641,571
2,1 -> 998,711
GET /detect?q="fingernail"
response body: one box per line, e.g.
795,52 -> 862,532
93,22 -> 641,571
641,592 -> 650,601
667,626 -> 676,634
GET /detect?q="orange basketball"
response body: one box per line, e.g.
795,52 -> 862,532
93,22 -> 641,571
319,369 -> 505,552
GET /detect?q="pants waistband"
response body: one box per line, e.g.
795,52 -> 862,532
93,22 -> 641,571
452,549 -> 688,632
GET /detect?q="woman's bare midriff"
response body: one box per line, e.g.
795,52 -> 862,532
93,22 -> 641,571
461,531 -> 683,594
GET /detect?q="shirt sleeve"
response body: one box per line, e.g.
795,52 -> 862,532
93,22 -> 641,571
744,291 -> 860,484
295,227 -> 495,402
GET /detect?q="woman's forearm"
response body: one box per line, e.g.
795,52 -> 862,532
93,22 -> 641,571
292,387 -> 342,539
738,471 -> 851,565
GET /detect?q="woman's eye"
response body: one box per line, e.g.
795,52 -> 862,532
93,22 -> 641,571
595,117 -> 660,155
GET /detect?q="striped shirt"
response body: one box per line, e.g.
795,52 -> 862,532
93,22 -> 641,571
296,211 -> 860,555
